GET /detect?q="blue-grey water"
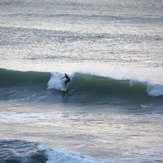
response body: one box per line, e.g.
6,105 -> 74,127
0,0 -> 163,162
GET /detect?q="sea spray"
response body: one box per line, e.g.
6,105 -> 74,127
47,72 -> 64,90
147,83 -> 163,96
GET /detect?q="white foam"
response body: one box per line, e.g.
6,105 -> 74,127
38,142 -> 110,163
47,71 -> 75,90
147,83 -> 163,96
47,72 -> 64,90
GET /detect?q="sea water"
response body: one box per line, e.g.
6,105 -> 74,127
0,0 -> 163,162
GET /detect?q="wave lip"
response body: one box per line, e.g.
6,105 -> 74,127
48,72 -> 163,98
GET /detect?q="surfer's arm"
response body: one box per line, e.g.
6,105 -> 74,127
60,76 -> 65,80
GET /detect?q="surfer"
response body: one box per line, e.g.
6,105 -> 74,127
60,73 -> 71,88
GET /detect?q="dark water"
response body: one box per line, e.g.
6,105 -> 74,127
0,140 -> 47,163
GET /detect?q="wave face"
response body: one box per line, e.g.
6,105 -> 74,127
0,68 -> 50,87
0,68 -> 163,105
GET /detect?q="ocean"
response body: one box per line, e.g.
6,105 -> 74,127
0,0 -> 163,162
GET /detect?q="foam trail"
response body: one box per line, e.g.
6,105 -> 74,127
0,112 -> 62,121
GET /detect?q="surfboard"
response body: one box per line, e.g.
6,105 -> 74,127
61,85 -> 67,92
61,82 -> 68,91
61,85 -> 68,97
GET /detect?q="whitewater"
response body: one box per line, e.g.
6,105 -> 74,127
0,0 -> 163,162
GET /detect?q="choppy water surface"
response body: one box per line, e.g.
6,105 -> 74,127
0,0 -> 163,162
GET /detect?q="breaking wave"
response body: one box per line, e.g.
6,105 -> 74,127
0,68 -> 163,104
0,139 -> 108,163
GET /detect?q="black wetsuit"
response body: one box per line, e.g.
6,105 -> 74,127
64,74 -> 71,87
